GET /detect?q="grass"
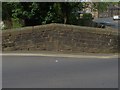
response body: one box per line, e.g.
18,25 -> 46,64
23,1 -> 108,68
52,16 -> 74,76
12,18 -> 23,29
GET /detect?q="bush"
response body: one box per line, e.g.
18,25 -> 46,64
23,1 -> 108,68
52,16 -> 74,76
79,13 -> 93,26
83,13 -> 92,20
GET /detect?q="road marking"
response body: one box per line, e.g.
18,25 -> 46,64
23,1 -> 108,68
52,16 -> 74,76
1,53 -> 118,59
55,60 -> 58,62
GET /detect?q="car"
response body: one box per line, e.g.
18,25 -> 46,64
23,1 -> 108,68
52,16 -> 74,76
113,15 -> 120,20
93,17 -> 119,30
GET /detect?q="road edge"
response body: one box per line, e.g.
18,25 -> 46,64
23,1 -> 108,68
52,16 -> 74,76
1,53 -> 118,59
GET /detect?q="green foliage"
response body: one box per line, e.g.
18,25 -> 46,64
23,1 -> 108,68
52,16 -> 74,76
83,13 -> 92,20
52,2 -> 83,24
3,2 -> 118,25
12,2 -> 82,26
93,2 -> 118,13
2,2 -> 85,27
12,18 -> 23,28
2,2 -> 13,20
79,13 -> 93,26
0,2 -> 2,20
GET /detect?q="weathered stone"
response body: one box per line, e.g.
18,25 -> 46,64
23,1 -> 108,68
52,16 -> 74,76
2,23 -> 119,53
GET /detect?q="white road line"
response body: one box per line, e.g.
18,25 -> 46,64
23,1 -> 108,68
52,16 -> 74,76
0,53 -> 118,59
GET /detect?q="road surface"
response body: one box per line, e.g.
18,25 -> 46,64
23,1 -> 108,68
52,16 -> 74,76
93,17 -> 119,30
2,55 -> 118,88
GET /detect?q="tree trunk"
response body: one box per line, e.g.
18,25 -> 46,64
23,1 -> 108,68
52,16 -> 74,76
97,2 -> 100,18
64,16 -> 67,24
4,18 -> 13,29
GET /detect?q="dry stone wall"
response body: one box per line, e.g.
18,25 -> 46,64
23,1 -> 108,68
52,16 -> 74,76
2,23 -> 119,53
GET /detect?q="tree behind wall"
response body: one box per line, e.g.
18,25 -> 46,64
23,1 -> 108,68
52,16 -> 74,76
2,2 -> 13,29
2,2 -> 83,27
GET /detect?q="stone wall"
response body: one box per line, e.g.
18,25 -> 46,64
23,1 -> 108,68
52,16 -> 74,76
2,23 -> 119,53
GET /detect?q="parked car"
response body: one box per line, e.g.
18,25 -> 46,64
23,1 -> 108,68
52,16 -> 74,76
93,17 -> 119,30
113,15 -> 120,20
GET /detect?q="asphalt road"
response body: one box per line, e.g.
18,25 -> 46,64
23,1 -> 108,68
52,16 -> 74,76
2,56 -> 118,88
93,17 -> 119,30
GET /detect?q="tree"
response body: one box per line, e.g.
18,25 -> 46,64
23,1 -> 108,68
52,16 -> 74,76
2,2 -> 83,27
92,2 -> 118,17
2,2 -> 13,29
53,2 -> 83,24
0,2 -> 2,21
12,2 -> 55,26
